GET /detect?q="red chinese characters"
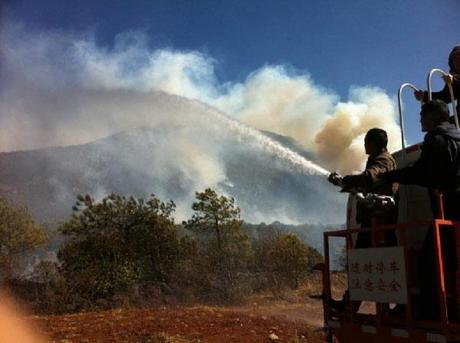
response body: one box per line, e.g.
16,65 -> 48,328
375,261 -> 385,274
351,262 -> 360,274
377,278 -> 386,291
364,278 -> 374,292
351,278 -> 361,290
389,279 -> 402,292
389,261 -> 400,273
363,262 -> 373,274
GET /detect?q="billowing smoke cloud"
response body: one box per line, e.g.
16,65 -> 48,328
315,87 -> 402,173
216,71 -> 402,174
0,21 -> 401,174
0,20 -> 403,223
214,66 -> 338,150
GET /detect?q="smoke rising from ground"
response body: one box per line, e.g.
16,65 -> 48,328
224,73 -> 402,173
315,87 -> 402,173
0,21 -> 401,223
214,66 -> 338,151
0,22 -> 402,175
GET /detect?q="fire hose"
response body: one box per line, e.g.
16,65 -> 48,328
328,172 -> 396,210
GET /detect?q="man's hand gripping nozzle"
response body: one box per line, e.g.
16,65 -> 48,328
328,172 -> 344,188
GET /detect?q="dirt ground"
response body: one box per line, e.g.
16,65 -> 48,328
5,274 -> 343,343
30,296 -> 327,343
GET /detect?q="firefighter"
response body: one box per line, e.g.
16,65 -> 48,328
414,45 -> 460,119
382,99 -> 460,319
382,100 -> 460,220
327,128 -> 398,313
328,128 -> 398,247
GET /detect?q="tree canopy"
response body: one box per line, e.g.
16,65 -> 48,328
184,188 -> 242,251
58,193 -> 180,300
255,230 -> 323,289
0,197 -> 46,280
184,188 -> 252,301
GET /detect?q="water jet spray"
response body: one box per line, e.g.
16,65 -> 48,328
189,99 -> 331,176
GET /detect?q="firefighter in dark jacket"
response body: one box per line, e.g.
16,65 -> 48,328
383,100 -> 460,219
415,45 -> 460,119
329,128 -> 398,247
327,128 -> 398,313
382,99 -> 460,319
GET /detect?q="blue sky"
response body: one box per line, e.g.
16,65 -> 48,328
3,0 -> 460,147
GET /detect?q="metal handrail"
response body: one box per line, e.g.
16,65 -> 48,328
398,83 -> 420,152
427,68 -> 459,129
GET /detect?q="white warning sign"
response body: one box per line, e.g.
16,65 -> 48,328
348,246 -> 408,304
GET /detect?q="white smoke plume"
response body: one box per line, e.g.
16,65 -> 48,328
0,21 -> 401,203
315,87 -> 402,173
213,66 -> 338,150
216,71 -> 402,174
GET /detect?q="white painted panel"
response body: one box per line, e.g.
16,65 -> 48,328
427,332 -> 446,343
348,247 -> 408,304
361,325 -> 377,334
391,328 -> 409,338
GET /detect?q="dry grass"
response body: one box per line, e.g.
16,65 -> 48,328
3,273 -> 337,343
29,276 -> 332,343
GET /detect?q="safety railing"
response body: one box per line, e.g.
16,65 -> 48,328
398,83 -> 420,152
322,219 -> 460,338
397,68 -> 459,154
427,68 -> 459,129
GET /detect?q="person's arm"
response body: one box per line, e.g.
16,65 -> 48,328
425,85 -> 451,104
382,165 -> 421,185
453,77 -> 460,99
342,155 -> 394,190
414,84 -> 452,104
383,135 -> 448,187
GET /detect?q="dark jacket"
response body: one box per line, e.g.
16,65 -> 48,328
384,122 -> 460,219
424,45 -> 460,116
423,76 -> 460,117
343,150 -> 398,227
385,122 -> 460,191
342,150 -> 398,195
